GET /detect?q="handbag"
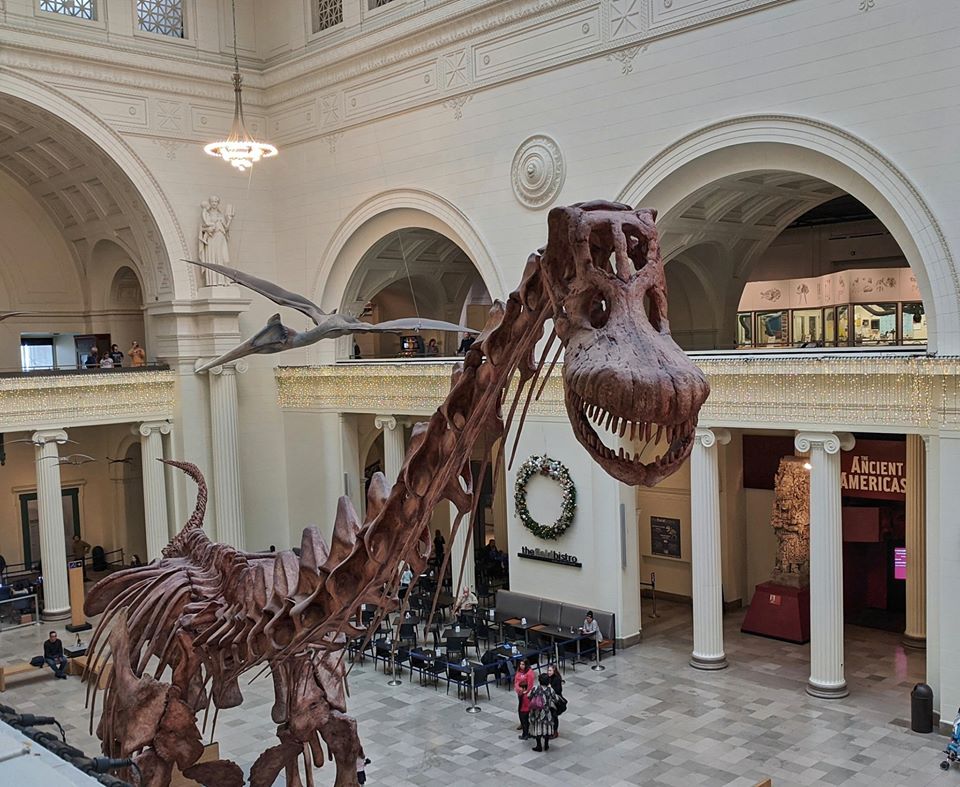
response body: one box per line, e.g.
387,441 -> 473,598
529,690 -> 545,711
555,695 -> 568,715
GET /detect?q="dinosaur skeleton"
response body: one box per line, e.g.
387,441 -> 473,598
85,201 -> 709,786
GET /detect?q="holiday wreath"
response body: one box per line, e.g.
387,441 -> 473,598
514,454 -> 577,540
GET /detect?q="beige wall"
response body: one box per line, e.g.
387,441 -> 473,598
0,423 -> 144,567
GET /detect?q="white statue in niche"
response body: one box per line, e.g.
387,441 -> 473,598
198,196 -> 235,286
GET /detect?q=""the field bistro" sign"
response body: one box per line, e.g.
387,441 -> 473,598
840,439 -> 906,501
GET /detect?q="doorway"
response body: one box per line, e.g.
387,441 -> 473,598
19,488 -> 80,568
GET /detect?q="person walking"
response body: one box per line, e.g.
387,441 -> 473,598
528,673 -> 558,752
546,663 -> 565,738
43,630 -> 67,679
514,659 -> 532,739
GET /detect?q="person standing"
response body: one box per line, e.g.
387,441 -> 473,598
108,344 -> 124,367
528,673 -> 558,752
84,346 -> 100,369
432,529 -> 445,568
43,631 -> 67,679
546,664 -> 564,738
128,341 -> 146,367
514,659 -> 532,739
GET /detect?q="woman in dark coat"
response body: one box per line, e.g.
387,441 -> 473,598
546,663 -> 564,737
528,673 -> 558,752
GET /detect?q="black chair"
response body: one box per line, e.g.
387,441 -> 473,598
444,636 -> 466,661
444,663 -> 471,699
372,639 -> 392,672
409,649 -> 444,688
398,622 -> 418,647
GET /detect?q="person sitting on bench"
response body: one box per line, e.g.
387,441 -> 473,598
43,630 -> 67,679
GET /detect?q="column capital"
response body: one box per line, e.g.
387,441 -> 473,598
136,420 -> 172,437
195,358 -> 249,375
374,414 -> 398,431
694,426 -> 730,448
31,429 -> 68,446
794,431 -> 855,455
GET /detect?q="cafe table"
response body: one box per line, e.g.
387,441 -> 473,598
526,624 -> 590,670
502,617 -> 540,645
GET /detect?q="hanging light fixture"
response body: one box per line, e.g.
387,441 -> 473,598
204,0 -> 277,172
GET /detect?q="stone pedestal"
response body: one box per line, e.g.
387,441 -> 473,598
741,582 -> 810,643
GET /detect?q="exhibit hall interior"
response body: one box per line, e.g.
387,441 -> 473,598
0,1 -> 958,785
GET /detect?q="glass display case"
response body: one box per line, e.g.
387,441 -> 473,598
756,311 -> 789,346
853,303 -> 897,345
901,302 -> 927,344
792,309 -> 824,346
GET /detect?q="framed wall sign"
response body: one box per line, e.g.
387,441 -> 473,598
650,516 -> 682,559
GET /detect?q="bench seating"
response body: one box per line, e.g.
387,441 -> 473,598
0,661 -> 41,691
68,654 -> 112,689
495,590 -> 617,658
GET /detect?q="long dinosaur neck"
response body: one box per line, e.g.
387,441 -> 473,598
293,258 -> 551,646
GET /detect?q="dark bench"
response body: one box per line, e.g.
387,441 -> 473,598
494,590 -> 617,659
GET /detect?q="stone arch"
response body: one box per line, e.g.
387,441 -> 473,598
0,68 -> 191,301
313,188 -> 505,311
618,115 -> 954,353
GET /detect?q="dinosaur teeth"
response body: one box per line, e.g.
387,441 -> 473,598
619,418 -> 628,438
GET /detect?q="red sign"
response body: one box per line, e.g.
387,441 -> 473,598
840,439 -> 906,501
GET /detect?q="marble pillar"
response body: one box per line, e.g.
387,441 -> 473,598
207,360 -> 247,548
903,433 -> 926,648
796,431 -> 854,699
137,421 -> 172,562
450,504 -> 477,594
375,415 -> 404,486
32,429 -> 71,620
690,427 -> 730,670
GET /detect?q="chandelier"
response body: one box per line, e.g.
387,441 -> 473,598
203,0 -> 277,172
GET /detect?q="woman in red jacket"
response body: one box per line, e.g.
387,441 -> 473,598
514,660 -> 532,739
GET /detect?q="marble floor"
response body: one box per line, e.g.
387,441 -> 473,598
0,606 -> 952,787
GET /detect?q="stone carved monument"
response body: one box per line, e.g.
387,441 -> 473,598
770,456 -> 810,587
742,454 -> 812,644
198,196 -> 235,286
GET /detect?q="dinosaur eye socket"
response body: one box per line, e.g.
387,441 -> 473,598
589,296 -> 610,329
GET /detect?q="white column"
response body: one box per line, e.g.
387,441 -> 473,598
374,415 -> 404,486
450,504 -> 476,594
206,359 -> 247,548
904,433 -> 926,649
32,429 -> 71,620
137,421 -> 172,562
796,431 -> 854,699
690,426 -> 730,670
924,434 -> 941,721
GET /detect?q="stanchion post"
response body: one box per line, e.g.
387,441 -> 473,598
387,622 -> 402,686
591,635 -> 605,672
466,666 -> 481,713
649,571 -> 659,619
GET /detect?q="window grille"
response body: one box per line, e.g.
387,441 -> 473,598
369,0 -> 395,9
137,0 -> 185,38
313,0 -> 343,32
39,0 -> 95,19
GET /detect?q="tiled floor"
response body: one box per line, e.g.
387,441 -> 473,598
0,605 -> 953,786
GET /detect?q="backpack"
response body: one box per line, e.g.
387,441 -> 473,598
555,695 -> 568,715
529,690 -> 545,711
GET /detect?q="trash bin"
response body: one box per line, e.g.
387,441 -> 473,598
911,682 -> 934,733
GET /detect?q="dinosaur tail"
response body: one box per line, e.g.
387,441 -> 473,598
160,459 -> 208,532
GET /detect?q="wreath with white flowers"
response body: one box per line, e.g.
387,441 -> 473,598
514,455 -> 577,540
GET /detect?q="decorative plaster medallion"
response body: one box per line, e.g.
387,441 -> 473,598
511,134 -> 565,209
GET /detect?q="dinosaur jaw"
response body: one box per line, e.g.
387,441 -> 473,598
567,389 -> 697,486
